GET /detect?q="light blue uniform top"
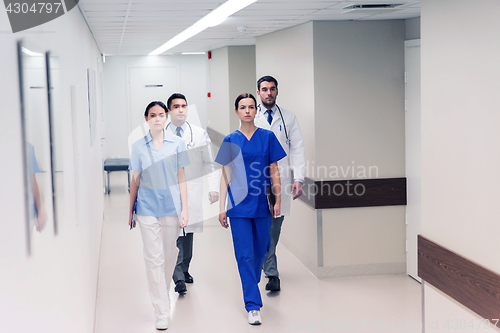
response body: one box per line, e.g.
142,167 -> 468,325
215,128 -> 286,218
129,130 -> 190,217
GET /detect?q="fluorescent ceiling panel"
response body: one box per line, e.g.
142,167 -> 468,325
149,0 -> 257,55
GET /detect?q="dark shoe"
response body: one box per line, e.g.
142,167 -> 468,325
265,276 -> 280,291
174,280 -> 187,293
184,272 -> 194,283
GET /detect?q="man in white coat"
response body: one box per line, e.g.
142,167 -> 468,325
166,93 -> 220,294
254,76 -> 305,292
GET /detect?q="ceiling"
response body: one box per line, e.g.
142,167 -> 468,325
78,0 -> 420,56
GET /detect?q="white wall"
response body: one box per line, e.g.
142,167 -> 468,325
313,20 -> 406,178
322,206 -> 406,277
0,8 -> 104,333
207,47 -> 230,135
228,45 -> 256,132
256,22 -> 318,270
421,0 -> 500,326
103,54 -> 208,159
313,20 -> 406,277
256,21 -> 406,277
207,45 -> 256,136
406,17 -> 421,40
256,22 -> 316,168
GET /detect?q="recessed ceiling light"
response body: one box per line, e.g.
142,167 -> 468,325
149,0 -> 257,55
342,3 -> 404,14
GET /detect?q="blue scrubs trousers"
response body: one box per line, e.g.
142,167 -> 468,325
230,216 -> 272,312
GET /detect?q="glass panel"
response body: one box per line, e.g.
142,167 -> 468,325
46,51 -> 63,235
18,40 -> 53,255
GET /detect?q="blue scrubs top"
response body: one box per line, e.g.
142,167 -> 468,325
129,130 -> 190,217
215,128 -> 286,218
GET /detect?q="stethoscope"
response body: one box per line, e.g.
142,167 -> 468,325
165,121 -> 195,148
258,104 -> 291,146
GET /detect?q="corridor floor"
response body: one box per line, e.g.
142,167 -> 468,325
94,173 -> 421,333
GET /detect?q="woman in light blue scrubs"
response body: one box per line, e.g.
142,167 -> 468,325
216,93 -> 286,325
128,101 -> 190,331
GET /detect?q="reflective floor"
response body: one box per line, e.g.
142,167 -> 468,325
95,173 -> 421,333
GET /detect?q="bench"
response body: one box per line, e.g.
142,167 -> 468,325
104,158 -> 130,194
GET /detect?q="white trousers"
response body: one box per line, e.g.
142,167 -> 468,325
137,215 -> 180,319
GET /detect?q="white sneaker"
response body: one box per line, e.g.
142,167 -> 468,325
156,317 -> 169,330
248,310 -> 262,325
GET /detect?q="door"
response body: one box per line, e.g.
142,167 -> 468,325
128,66 -> 178,133
405,39 -> 421,282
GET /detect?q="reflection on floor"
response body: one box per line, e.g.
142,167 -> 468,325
95,173 -> 421,333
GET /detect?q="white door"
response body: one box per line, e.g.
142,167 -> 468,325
405,39 -> 421,282
128,67 -> 178,133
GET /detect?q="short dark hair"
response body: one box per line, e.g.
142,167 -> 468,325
257,75 -> 278,90
144,101 -> 168,117
167,93 -> 187,110
234,93 -> 257,110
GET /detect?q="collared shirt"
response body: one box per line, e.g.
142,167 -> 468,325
168,121 -> 188,138
260,104 -> 278,122
129,130 -> 190,217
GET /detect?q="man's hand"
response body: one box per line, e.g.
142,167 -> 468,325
209,191 -> 219,204
291,181 -> 303,200
179,210 -> 189,229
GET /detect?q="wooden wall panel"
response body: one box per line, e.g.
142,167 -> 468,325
418,235 -> 500,321
298,177 -> 407,209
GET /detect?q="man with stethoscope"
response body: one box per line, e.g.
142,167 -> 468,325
254,76 -> 306,292
166,93 -> 220,294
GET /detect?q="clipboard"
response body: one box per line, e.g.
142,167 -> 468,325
130,200 -> 137,230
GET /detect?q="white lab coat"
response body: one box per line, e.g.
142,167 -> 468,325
167,122 -> 220,234
254,105 -> 305,216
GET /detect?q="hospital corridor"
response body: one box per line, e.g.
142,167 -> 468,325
2,0 -> 500,332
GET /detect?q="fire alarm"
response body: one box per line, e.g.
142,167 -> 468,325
207,92 -> 211,98
208,51 -> 212,59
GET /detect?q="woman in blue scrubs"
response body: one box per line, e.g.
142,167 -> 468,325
216,93 -> 286,325
128,101 -> 190,330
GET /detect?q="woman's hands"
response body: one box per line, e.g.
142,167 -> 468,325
129,172 -> 140,230
179,210 -> 188,229
219,211 -> 228,229
218,165 -> 230,229
129,211 -> 136,229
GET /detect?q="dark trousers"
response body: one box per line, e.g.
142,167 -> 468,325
263,216 -> 284,277
172,232 -> 194,282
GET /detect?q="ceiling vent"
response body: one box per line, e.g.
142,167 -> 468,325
342,3 -> 404,14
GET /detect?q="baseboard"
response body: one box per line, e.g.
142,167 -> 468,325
318,262 -> 406,279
